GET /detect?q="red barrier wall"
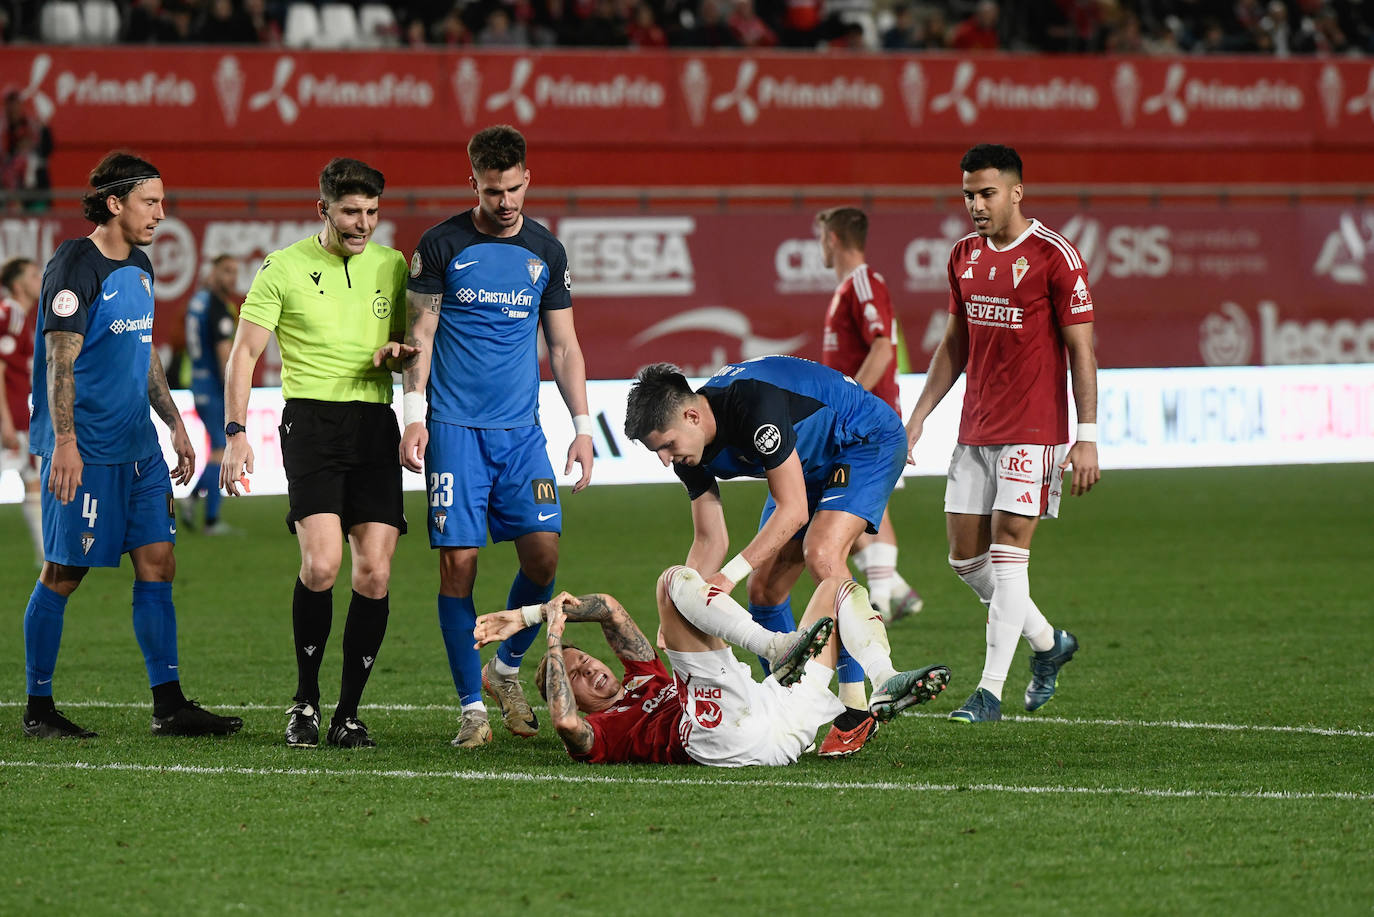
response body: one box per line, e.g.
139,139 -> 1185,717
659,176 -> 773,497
4,48 -> 1374,188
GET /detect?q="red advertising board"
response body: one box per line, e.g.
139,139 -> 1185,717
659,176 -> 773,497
1,203 -> 1369,372
2,49 -> 1373,182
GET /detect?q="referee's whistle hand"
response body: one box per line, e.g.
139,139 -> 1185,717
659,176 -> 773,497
373,342 -> 420,368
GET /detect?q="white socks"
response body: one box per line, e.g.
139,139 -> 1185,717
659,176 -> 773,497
949,552 -> 996,606
833,580 -> 897,689
978,544 -> 1045,701
665,566 -> 778,659
22,491 -> 42,563
853,542 -> 898,615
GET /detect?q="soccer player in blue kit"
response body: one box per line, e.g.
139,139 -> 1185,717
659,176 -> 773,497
624,356 -> 910,757
400,125 -> 595,748
20,151 -> 242,739
179,253 -> 238,534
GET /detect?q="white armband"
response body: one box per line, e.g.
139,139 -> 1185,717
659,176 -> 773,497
720,553 -> 753,585
402,391 -> 428,427
572,414 -> 595,437
1076,423 -> 1098,443
520,604 -> 543,627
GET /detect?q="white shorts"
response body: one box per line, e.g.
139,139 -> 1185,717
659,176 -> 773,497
666,648 -> 845,768
944,443 -> 1066,519
1,431 -> 39,485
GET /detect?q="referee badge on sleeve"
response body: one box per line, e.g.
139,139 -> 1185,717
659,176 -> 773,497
409,251 -> 423,278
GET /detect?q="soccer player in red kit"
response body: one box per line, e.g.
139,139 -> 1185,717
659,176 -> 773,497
0,256 -> 42,563
905,144 -> 1099,723
472,571 -> 949,766
814,206 -> 925,755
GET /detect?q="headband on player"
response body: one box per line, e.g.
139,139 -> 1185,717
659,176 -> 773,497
93,174 -> 160,194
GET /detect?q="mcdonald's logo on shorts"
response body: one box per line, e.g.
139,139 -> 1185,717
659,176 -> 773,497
531,479 -> 558,505
826,464 -> 851,489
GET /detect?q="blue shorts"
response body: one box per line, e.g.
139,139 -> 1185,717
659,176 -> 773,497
192,384 -> 225,450
425,421 -> 561,548
40,450 -> 176,568
759,424 -> 908,538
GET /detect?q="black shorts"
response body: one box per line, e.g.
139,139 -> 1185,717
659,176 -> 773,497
280,399 -> 406,535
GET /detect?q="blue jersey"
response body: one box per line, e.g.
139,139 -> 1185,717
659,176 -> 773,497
408,211 -> 571,428
185,287 -> 234,389
31,238 -> 159,464
674,356 -> 898,499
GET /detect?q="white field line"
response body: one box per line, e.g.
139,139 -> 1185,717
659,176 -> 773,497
0,758 -> 1368,802
1,701 -> 1369,739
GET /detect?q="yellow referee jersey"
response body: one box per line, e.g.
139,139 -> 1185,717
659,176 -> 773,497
240,236 -> 407,403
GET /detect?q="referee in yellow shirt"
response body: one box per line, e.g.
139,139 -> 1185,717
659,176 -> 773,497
221,158 -> 413,749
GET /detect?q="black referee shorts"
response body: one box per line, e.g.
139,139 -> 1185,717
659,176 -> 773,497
280,399 -> 406,535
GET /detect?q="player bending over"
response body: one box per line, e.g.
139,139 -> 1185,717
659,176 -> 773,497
474,569 -> 949,766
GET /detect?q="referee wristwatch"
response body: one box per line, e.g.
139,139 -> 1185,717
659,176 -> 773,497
225,422 -> 247,437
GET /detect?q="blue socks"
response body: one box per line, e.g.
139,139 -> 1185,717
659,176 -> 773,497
24,582 -> 66,697
836,644 -> 865,686
497,570 -> 554,669
132,580 -> 180,687
437,594 -> 482,705
197,462 -> 223,524
748,599 -> 796,674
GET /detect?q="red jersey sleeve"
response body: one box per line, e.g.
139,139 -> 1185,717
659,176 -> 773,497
849,268 -> 894,345
947,241 -> 968,317
1046,245 -> 1095,327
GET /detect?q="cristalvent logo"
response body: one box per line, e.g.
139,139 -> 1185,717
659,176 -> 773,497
559,217 -> 694,296
926,61 -> 1097,126
474,57 -> 665,126
11,53 -> 195,122
248,56 -> 435,125
700,59 -> 883,126
109,313 -> 154,335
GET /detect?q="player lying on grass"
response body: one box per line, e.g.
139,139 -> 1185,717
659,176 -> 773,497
473,567 -> 950,766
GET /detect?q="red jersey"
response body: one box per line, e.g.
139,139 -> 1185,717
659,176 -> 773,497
947,219 -> 1094,446
0,296 -> 35,432
822,263 -> 900,412
571,656 -> 694,765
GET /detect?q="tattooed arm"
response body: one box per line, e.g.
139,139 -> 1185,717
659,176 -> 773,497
398,290 -> 440,472
544,606 -> 595,756
473,591 -> 656,664
148,349 -> 195,486
46,330 -> 84,504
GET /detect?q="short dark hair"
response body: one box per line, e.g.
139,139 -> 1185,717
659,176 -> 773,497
960,143 -> 1023,182
81,151 -> 160,225
816,207 -> 867,251
209,253 -> 237,268
624,362 -> 696,441
468,125 -> 527,174
318,157 -> 385,204
0,256 -> 34,291
534,643 -> 583,701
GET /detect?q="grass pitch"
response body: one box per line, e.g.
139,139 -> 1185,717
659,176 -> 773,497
1,464 -> 1371,916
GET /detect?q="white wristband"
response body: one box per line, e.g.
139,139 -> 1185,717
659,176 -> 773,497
520,604 -> 543,627
720,553 -> 753,585
402,391 -> 428,427
1076,423 -> 1098,443
572,414 -> 595,437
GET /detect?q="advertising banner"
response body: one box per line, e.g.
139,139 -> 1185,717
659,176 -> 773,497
3,366 -> 1370,504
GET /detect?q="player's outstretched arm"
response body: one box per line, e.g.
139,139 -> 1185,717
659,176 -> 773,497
148,352 -> 195,486
544,607 -> 595,756
398,290 -> 439,472
905,316 -> 969,459
686,485 -> 730,579
46,330 -> 84,504
709,452 -> 807,593
1061,321 -> 1100,496
565,593 -> 656,662
541,308 -> 594,492
221,319 -> 271,496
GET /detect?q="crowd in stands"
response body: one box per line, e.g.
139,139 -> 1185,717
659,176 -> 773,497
0,0 -> 1370,53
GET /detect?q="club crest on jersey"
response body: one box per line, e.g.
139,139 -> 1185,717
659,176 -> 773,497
409,251 -> 423,278
969,249 -> 981,261
526,259 -> 544,284
433,509 -> 447,534
1012,256 -> 1030,288
140,274 -> 150,297
624,675 -> 652,693
753,424 -> 782,455
80,532 -> 95,555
